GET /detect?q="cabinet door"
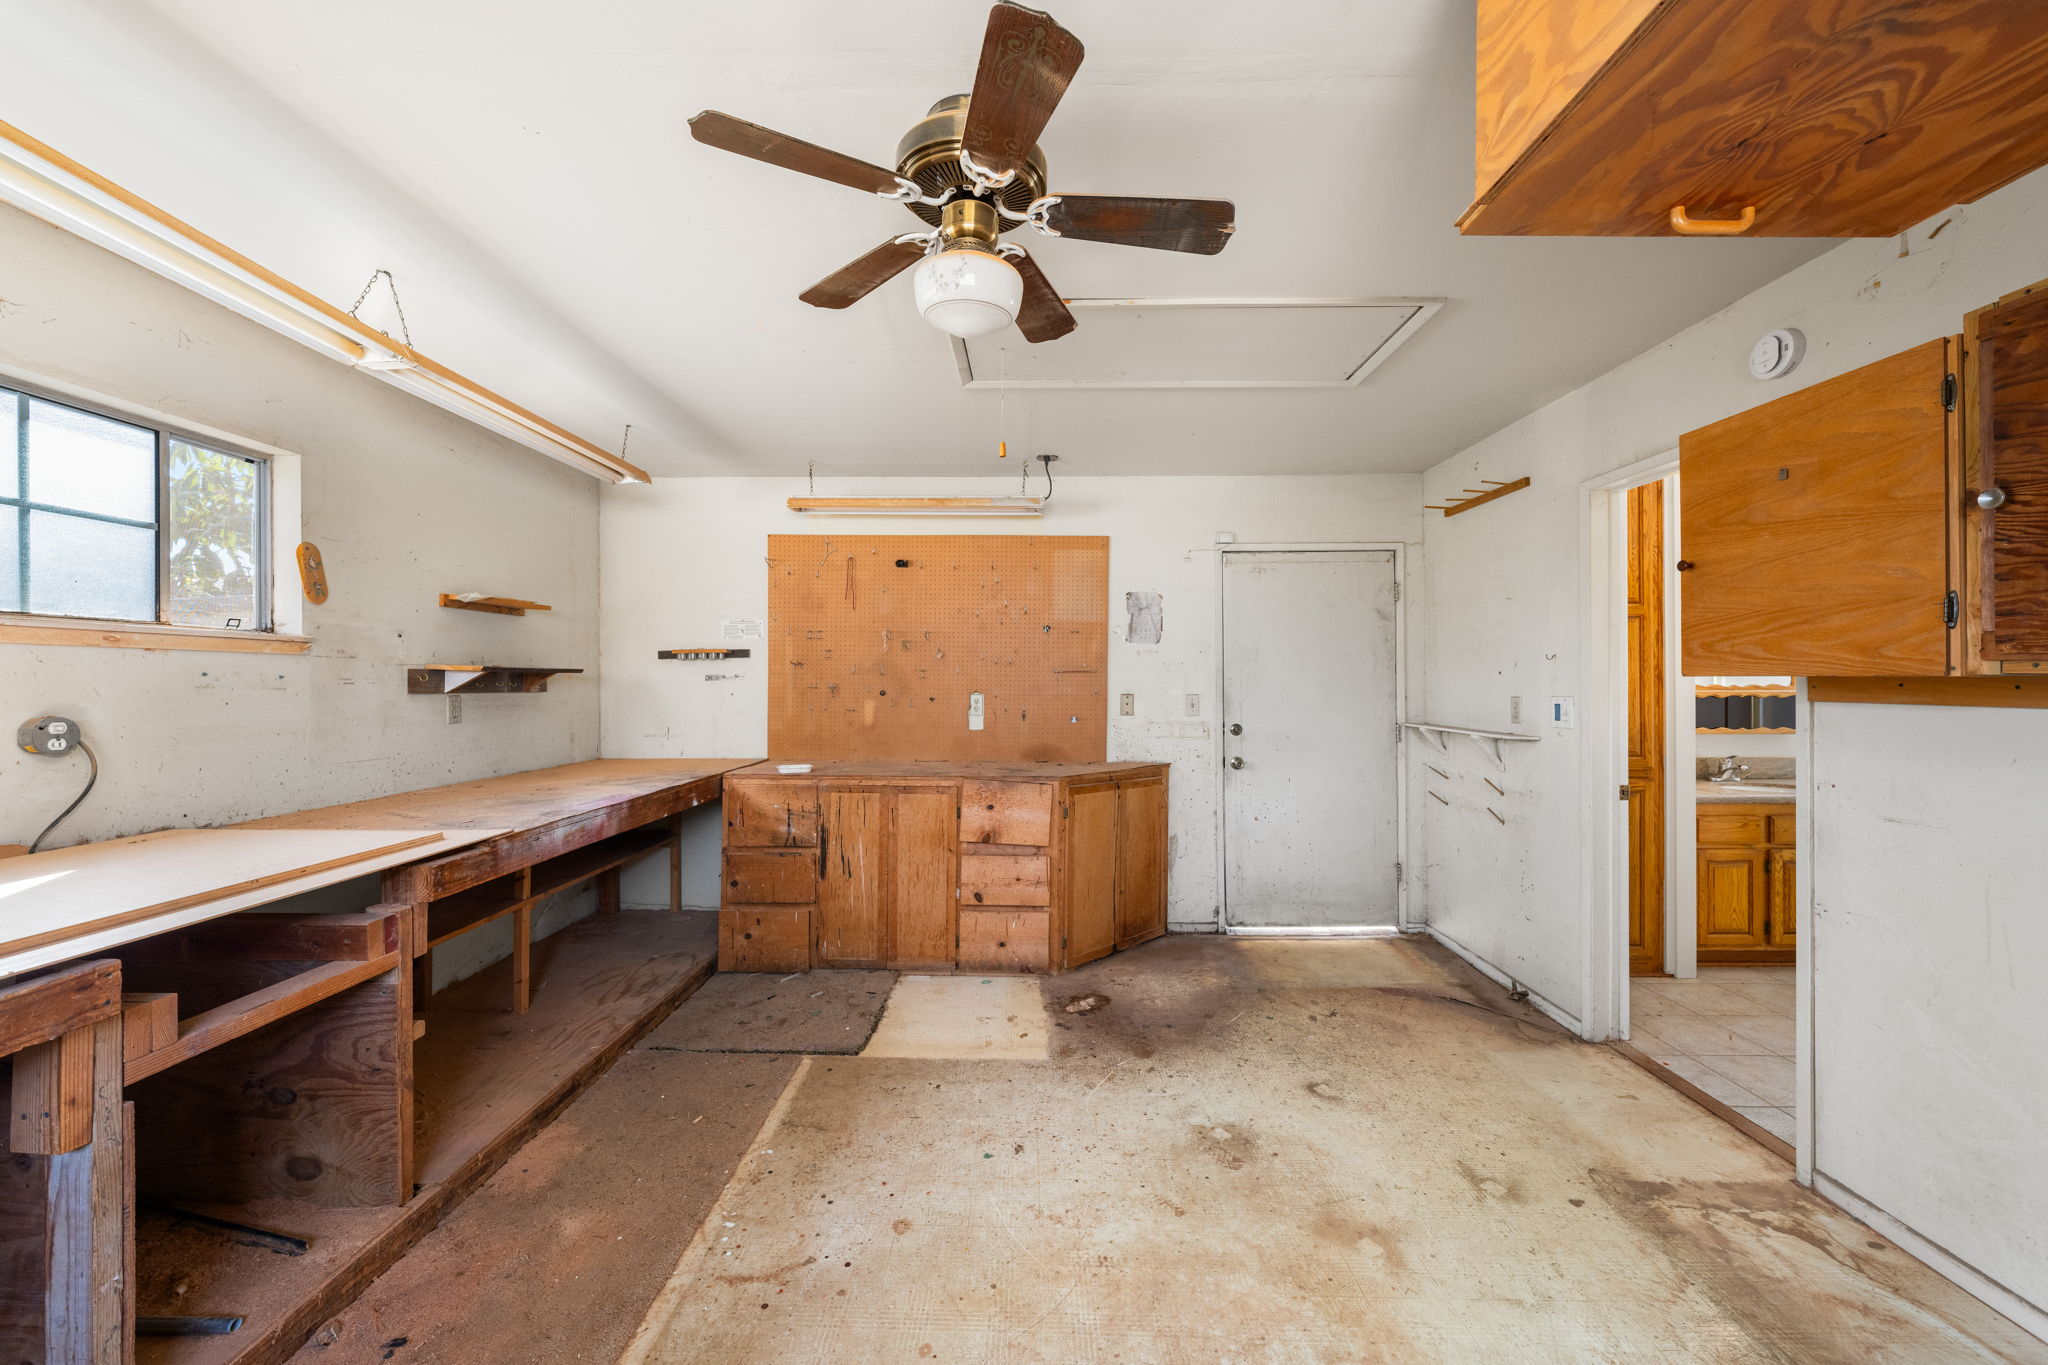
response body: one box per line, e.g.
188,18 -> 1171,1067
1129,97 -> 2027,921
888,786 -> 958,971
1681,339 -> 1957,677
816,787 -> 885,967
1064,784 -> 1118,969
1970,282 -> 2048,663
725,780 -> 819,847
1113,779 -> 1168,950
1696,847 -> 1766,950
1766,849 -> 1797,949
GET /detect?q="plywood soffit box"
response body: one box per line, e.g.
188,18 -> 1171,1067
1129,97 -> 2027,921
1678,276 -> 2048,705
1462,0 -> 2048,237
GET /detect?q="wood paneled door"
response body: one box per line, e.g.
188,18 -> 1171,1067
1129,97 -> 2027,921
1625,481 -> 1666,975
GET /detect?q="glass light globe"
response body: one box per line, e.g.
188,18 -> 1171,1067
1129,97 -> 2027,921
912,249 -> 1022,338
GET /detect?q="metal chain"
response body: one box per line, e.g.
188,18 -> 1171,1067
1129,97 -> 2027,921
808,459 -> 816,495
347,269 -> 414,348
620,424 -> 632,460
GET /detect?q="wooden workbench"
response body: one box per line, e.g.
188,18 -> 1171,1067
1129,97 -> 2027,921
4,757 -> 754,1365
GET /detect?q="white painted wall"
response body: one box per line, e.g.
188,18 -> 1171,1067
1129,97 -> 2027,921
599,475 -> 1422,924
0,204 -> 603,982
1416,165 -> 2048,1323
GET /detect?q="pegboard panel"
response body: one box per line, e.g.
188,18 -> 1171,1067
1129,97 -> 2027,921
767,535 -> 1108,761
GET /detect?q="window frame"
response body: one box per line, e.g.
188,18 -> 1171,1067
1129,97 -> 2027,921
4,378 -> 274,633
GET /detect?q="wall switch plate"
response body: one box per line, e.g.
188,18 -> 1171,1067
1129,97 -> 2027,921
1548,696 -> 1576,728
448,695 -> 462,725
1509,696 -> 1523,725
1184,693 -> 1201,717
1119,693 -> 1135,716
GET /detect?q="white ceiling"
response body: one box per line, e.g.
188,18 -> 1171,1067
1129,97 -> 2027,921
8,0 -> 1825,477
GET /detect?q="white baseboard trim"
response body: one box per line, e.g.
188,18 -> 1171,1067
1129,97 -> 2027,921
1423,925 -> 1585,1038
1224,925 -> 1404,938
1815,1173 -> 2048,1344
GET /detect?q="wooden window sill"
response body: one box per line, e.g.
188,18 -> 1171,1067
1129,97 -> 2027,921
0,614 -> 311,655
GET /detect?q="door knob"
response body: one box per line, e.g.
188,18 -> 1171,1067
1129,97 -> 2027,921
1978,487 -> 2009,510
1229,756 -> 1245,770
1228,723 -> 1243,736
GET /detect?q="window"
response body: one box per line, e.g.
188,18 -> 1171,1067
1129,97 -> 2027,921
2,384 -> 269,630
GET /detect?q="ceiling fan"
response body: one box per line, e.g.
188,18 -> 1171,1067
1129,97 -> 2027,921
689,2 -> 1235,344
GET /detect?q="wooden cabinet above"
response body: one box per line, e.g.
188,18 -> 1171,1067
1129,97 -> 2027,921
1463,1 -> 2048,237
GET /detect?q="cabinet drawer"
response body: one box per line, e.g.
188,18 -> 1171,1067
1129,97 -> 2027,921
960,782 -> 1054,847
959,852 -> 1050,907
1697,809 -> 1766,846
958,910 -> 1050,973
724,849 -> 817,904
1766,810 -> 1797,847
720,907 -> 813,972
725,781 -> 819,848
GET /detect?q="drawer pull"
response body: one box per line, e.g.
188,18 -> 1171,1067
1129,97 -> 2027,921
1669,204 -> 1756,236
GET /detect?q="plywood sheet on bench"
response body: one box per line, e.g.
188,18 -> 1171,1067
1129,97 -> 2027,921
0,829 -> 444,961
767,535 -> 1107,762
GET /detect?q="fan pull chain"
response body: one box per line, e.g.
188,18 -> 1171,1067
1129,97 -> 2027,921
346,268 -> 414,347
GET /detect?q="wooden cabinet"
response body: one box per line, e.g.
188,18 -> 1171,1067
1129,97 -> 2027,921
1463,0 -> 2048,238
1681,286 -> 2048,685
719,762 -> 1168,974
1696,802 -> 1794,962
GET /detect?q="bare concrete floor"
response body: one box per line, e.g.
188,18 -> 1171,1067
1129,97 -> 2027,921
622,937 -> 2045,1364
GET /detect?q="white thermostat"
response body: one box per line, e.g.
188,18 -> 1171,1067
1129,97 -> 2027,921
1749,328 -> 1805,381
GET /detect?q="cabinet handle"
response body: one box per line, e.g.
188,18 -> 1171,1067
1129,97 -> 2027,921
1978,487 -> 2009,510
818,825 -> 828,879
1675,560 -> 1696,572
1669,204 -> 1756,236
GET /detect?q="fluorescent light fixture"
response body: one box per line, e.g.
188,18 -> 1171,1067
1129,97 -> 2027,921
787,496 -> 1045,517
0,119 -> 647,484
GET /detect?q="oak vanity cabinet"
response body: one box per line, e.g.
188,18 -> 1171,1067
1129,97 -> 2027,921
1697,805 -> 1795,962
1681,284 -> 2048,681
719,762 -> 1168,974
1463,0 -> 2048,238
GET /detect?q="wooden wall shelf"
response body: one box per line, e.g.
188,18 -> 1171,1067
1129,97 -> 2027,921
439,595 -> 551,616
406,665 -> 583,694
1427,477 -> 1529,517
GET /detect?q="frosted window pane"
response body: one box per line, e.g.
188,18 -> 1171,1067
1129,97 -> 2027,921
166,440 -> 261,628
0,393 -> 17,500
0,512 -> 18,611
26,397 -> 156,521
28,511 -> 155,620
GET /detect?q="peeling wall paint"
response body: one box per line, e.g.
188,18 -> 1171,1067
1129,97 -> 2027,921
600,475 -> 1423,928
1125,591 -> 1164,645
0,204 -> 601,986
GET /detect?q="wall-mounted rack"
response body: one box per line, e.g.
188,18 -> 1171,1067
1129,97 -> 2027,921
657,648 -> 752,661
1402,721 -> 1539,767
406,665 -> 583,694
1427,477 -> 1530,517
440,594 -> 552,616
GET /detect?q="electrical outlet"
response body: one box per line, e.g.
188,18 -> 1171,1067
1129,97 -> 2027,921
1184,693 -> 1201,717
16,715 -> 82,754
447,695 -> 463,725
1510,696 -> 1522,725
1119,693 -> 1134,716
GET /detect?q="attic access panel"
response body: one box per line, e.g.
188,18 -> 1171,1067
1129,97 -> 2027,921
955,298 -> 1442,389
767,535 -> 1107,763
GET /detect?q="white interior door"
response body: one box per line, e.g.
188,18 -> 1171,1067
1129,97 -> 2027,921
1222,549 -> 1400,929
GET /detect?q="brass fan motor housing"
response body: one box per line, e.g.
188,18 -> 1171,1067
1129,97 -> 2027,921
895,94 -> 1048,230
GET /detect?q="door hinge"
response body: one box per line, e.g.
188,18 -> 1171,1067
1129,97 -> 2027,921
1392,579 -> 1402,602
1060,802 -> 1068,819
1619,785 -> 1634,800
1943,589 -> 1960,629
1943,373 -> 1958,411
1395,861 -> 1405,886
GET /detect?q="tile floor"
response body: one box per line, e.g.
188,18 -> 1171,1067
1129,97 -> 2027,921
1628,964 -> 1796,1142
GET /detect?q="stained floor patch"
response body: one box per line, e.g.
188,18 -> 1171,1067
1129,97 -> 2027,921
641,969 -> 897,1055
859,975 -> 1049,1060
622,937 -> 2044,1364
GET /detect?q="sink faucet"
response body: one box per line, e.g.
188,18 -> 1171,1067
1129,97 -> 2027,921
1710,757 -> 1751,783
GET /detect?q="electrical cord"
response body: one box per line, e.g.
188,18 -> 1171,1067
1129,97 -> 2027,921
29,739 -> 97,853
1040,454 -> 1055,502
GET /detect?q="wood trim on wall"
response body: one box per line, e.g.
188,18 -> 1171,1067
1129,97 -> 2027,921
0,616 -> 311,655
1809,676 -> 2048,709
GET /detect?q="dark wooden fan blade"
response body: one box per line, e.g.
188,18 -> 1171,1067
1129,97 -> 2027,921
961,3 -> 1085,181
1012,252 -> 1077,343
1045,194 -> 1236,254
799,239 -> 927,309
689,110 -> 900,195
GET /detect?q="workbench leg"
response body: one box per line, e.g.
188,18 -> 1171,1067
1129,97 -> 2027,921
669,817 -> 684,914
597,867 -> 620,916
512,905 -> 533,1014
